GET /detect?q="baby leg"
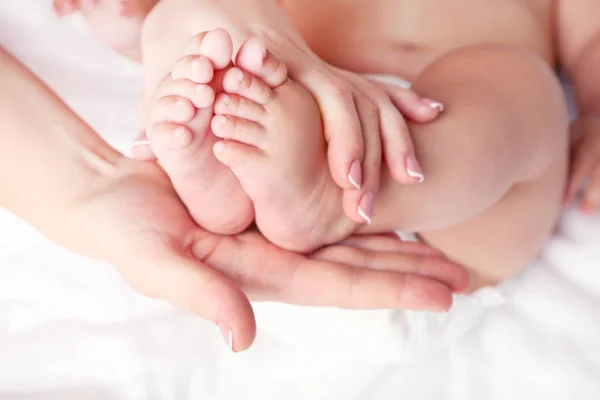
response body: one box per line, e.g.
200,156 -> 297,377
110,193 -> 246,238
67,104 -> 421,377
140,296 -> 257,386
366,45 -> 569,289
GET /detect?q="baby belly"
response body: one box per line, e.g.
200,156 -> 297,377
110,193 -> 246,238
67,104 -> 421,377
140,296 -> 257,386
285,0 -> 554,80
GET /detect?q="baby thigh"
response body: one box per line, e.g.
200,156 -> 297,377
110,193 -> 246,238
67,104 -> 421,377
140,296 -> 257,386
410,45 -> 569,290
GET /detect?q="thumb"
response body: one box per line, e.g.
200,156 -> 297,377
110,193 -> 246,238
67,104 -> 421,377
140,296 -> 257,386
121,244 -> 256,352
131,130 -> 157,161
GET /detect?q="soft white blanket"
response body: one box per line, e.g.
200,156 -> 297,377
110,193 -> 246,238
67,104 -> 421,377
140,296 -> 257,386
1,1 -> 599,399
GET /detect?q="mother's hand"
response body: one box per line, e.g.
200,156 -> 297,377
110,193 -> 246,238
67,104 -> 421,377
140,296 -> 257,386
233,39 -> 445,222
70,158 -> 468,352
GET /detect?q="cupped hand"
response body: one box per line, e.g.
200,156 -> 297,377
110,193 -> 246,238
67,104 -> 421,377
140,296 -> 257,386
250,41 -> 445,222
68,158 -> 468,352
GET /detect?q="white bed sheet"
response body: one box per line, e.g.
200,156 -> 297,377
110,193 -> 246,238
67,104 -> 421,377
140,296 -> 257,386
1,1 -> 600,399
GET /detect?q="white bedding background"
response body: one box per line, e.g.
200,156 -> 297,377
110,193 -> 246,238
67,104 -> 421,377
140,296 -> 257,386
1,1 -> 600,399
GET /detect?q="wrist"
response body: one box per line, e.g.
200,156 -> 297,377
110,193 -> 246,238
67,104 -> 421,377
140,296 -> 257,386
34,142 -> 127,255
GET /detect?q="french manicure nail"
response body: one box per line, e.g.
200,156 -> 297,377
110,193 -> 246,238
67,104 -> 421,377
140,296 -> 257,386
132,139 -> 149,147
422,98 -> 444,112
348,159 -> 362,189
218,322 -> 234,352
358,191 -> 374,224
406,155 -> 424,183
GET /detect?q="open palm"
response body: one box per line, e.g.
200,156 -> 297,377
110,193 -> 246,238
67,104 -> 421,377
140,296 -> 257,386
67,158 -> 467,351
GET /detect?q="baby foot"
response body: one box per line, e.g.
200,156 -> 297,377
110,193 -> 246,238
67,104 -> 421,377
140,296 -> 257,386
145,29 -> 254,235
53,0 -> 80,16
212,38 -> 356,252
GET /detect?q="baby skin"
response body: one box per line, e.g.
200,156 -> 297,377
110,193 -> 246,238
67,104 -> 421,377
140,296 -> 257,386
145,29 -> 356,251
53,0 -> 158,60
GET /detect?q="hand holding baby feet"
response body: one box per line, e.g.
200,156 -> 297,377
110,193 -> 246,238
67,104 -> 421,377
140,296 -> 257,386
212,37 -> 356,252
142,29 -> 254,234
566,114 -> 600,214
289,62 -> 443,226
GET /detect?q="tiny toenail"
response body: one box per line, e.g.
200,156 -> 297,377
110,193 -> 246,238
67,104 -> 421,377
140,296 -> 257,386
358,191 -> 375,224
217,116 -> 228,127
172,126 -> 192,146
221,94 -> 231,106
196,84 -> 208,93
213,141 -> 226,154
132,139 -> 150,147
233,69 -> 244,83
192,59 -> 205,75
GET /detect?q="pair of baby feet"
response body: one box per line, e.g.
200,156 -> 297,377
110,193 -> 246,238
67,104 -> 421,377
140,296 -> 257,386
139,29 -> 355,252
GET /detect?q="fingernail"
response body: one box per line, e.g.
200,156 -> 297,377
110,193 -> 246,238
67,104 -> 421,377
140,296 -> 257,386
132,139 -> 149,147
422,98 -> 444,112
406,155 -> 424,183
358,191 -> 374,224
348,159 -> 362,189
218,322 -> 234,352
131,139 -> 154,160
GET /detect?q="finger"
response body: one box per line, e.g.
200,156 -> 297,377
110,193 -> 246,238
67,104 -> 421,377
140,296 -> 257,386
306,73 -> 365,191
131,131 -> 157,161
123,240 -> 256,352
200,231 -> 455,313
565,143 -> 595,206
310,245 -> 469,294
337,234 -> 446,256
579,165 -> 600,214
374,81 -> 444,122
566,141 -> 592,203
377,96 -> 426,185
276,261 -> 454,311
342,96 -> 381,224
